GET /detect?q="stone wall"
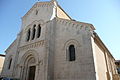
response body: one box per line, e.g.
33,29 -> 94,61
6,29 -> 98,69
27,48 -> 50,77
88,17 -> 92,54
52,18 -> 96,80
0,56 -> 5,76
1,39 -> 18,78
92,40 -> 107,80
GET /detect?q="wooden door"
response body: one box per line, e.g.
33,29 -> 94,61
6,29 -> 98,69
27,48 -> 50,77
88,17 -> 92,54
28,66 -> 36,80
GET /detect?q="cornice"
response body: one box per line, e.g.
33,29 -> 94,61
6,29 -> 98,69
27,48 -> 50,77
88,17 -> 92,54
93,32 -> 115,59
18,40 -> 45,51
0,54 -> 5,57
56,18 -> 95,31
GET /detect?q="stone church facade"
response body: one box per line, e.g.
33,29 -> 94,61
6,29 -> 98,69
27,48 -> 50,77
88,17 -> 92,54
1,0 -> 120,80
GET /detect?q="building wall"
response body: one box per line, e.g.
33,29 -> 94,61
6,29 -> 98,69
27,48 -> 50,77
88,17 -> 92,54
52,18 -> 96,80
105,52 -> 118,79
1,17 -> 96,80
57,6 -> 71,20
21,2 -> 55,30
1,1 -> 56,79
1,40 -> 18,78
0,56 -> 5,76
92,40 -> 107,80
1,1 -> 119,80
91,36 -> 118,80
13,19 -> 48,79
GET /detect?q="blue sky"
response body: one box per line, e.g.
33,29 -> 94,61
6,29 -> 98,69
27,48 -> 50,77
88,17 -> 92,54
0,0 -> 120,59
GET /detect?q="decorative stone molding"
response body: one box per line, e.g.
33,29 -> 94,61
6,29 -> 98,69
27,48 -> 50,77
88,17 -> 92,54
19,50 -> 39,66
56,18 -> 95,31
63,39 -> 81,61
64,39 -> 81,50
19,49 -> 39,80
19,40 -> 45,51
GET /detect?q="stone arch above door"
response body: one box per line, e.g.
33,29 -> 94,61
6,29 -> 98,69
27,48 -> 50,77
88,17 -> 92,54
20,50 -> 39,66
19,50 -> 39,80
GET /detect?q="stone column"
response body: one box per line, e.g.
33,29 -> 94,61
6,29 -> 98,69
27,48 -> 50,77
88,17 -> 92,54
35,25 -> 38,39
30,27 -> 33,41
35,63 -> 40,80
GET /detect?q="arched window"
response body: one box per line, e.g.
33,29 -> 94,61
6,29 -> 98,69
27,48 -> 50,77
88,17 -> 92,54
37,24 -> 41,38
8,58 -> 12,69
69,45 -> 76,61
35,10 -> 38,15
117,68 -> 120,74
26,29 -> 31,41
32,25 -> 36,40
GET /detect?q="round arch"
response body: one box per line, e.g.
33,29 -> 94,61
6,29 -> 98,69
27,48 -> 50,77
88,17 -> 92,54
7,55 -> 13,70
19,50 -> 39,80
64,39 -> 81,49
64,39 -> 81,61
20,50 -> 39,66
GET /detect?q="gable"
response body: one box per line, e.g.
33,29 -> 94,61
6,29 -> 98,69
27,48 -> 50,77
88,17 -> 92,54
57,5 -> 72,20
21,1 -> 73,30
21,1 -> 56,29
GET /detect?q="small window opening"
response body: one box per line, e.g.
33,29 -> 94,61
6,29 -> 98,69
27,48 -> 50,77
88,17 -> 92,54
26,29 -> 31,41
37,24 -> 41,38
32,25 -> 36,40
117,68 -> 120,74
36,10 -> 38,15
69,45 -> 76,61
8,58 -> 12,69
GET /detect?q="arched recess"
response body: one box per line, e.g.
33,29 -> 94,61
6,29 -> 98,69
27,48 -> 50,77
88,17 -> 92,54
26,28 -> 31,41
64,39 -> 81,61
7,55 -> 13,70
19,50 -> 39,80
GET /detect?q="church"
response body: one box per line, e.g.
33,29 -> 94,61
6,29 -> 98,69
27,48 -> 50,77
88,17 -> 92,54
1,0 -> 120,80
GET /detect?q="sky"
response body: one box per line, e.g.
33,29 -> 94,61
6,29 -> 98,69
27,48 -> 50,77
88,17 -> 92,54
0,0 -> 120,59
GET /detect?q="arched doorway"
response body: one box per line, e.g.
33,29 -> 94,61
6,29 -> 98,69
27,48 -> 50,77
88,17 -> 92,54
26,57 -> 36,80
20,50 -> 39,80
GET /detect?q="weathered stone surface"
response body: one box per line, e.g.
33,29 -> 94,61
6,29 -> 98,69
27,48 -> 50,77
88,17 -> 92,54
1,0 -> 119,80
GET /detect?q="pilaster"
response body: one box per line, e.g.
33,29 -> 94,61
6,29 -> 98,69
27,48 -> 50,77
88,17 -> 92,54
35,25 -> 38,39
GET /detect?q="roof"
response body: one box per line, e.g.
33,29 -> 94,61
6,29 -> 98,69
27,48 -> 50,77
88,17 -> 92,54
93,32 -> 115,59
115,60 -> 120,63
0,54 -> 5,57
115,60 -> 120,66
57,5 -> 72,20
22,1 -> 53,19
22,0 -> 72,20
5,39 -> 17,53
56,17 -> 95,30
